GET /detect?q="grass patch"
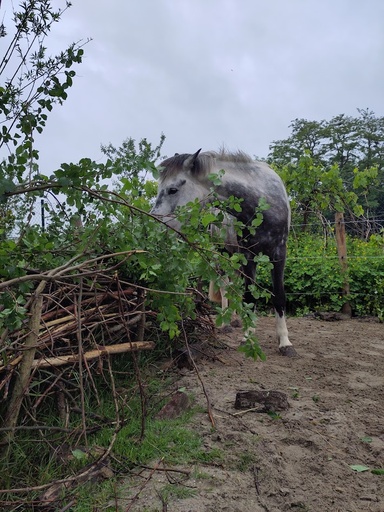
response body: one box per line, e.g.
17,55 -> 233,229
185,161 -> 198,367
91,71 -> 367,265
234,452 -> 259,472
158,483 -> 197,503
1,372 -> 222,511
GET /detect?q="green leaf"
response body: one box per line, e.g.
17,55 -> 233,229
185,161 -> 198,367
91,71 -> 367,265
350,465 -> 370,472
72,449 -> 88,460
238,337 -> 266,361
201,213 -> 218,228
233,202 -> 242,212
371,469 -> 384,475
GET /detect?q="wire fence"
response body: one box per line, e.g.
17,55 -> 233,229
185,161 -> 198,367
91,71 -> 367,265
291,218 -> 384,229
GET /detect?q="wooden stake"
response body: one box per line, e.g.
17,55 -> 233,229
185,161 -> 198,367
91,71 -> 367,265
335,212 -> 352,317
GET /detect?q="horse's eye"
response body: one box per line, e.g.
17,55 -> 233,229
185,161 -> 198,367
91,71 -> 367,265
168,188 -> 178,195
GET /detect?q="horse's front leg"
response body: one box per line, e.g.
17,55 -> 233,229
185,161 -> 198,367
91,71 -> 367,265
271,259 -> 297,357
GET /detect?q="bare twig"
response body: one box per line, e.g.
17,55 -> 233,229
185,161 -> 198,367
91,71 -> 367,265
138,464 -> 190,476
0,250 -> 145,291
76,278 -> 87,445
125,458 -> 164,512
253,465 -> 261,495
116,277 -> 147,440
1,279 -> 46,451
181,320 -> 215,428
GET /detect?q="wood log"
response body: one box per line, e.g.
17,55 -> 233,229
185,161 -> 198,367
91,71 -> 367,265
31,341 -> 155,369
234,390 -> 289,412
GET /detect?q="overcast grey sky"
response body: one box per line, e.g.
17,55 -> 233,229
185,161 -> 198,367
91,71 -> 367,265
9,0 -> 384,170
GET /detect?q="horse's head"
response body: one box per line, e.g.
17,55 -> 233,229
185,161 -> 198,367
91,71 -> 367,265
151,149 -> 211,229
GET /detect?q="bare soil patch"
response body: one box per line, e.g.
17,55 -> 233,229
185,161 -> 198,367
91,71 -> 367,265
121,317 -> 384,512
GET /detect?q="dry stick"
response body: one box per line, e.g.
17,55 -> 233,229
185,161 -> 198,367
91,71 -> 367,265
138,464 -> 190,476
1,280 -> 45,452
0,251 -> 102,449
125,458 -> 165,512
41,304 -> 111,329
181,320 -> 215,428
57,500 -> 77,512
117,277 -> 147,440
0,448 -> 114,495
29,342 -> 155,369
0,325 -> 9,350
105,351 -> 120,439
0,425 -> 81,433
136,288 -> 146,342
232,407 -> 260,416
76,278 -> 87,447
35,309 -> 142,347
32,368 -> 66,411
0,411 -> 124,496
253,465 -> 261,495
0,250 -> 146,291
1,317 -> 149,373
40,287 -> 135,323
158,491 -> 168,512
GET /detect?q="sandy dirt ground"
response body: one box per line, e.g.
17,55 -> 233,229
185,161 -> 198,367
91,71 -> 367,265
120,316 -> 384,512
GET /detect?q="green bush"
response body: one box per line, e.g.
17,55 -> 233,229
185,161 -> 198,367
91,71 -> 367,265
253,232 -> 384,317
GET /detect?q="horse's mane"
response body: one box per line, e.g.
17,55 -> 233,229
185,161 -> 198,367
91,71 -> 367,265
159,149 -> 254,182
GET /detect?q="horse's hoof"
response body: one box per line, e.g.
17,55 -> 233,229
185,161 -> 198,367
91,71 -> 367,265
279,346 -> 298,357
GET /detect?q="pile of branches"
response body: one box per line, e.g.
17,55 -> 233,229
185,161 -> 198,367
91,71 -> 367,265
2,275 -> 151,376
0,253 -> 220,508
0,253 -> 161,506
0,251 -> 160,434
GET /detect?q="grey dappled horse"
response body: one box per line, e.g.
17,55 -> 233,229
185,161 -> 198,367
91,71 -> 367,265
151,149 -> 296,357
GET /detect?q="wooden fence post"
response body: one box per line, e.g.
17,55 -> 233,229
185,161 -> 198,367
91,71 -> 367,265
335,212 -> 352,317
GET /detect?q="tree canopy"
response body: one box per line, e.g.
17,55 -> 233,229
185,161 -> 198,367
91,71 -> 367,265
268,109 -> 384,234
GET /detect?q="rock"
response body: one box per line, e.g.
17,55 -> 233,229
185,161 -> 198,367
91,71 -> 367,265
156,391 -> 190,419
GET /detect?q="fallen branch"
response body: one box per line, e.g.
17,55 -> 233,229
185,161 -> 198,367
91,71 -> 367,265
126,458 -> 164,512
138,464 -> 190,476
31,341 -> 155,368
181,320 -> 216,428
0,250 -> 146,291
1,279 -> 47,451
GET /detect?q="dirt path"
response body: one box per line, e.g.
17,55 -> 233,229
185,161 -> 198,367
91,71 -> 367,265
123,317 -> 384,512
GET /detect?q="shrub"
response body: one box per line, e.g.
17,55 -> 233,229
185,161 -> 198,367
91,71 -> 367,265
253,232 -> 384,317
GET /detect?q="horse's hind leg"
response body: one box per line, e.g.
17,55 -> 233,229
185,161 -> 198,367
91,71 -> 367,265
209,278 -> 241,327
271,257 -> 297,357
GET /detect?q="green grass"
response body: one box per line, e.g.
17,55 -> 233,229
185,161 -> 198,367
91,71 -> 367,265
234,452 -> 259,472
158,483 -> 197,503
0,373 -> 223,511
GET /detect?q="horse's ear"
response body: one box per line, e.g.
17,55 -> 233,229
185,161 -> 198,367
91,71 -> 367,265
183,149 -> 202,172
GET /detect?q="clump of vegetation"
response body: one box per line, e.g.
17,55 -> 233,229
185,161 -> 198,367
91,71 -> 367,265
0,4 -> 248,508
286,231 -> 384,316
269,110 -> 384,235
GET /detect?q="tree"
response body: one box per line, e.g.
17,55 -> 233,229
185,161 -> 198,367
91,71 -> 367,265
268,110 -> 384,233
277,152 -> 364,233
0,0 -> 87,447
0,1 -> 88,237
